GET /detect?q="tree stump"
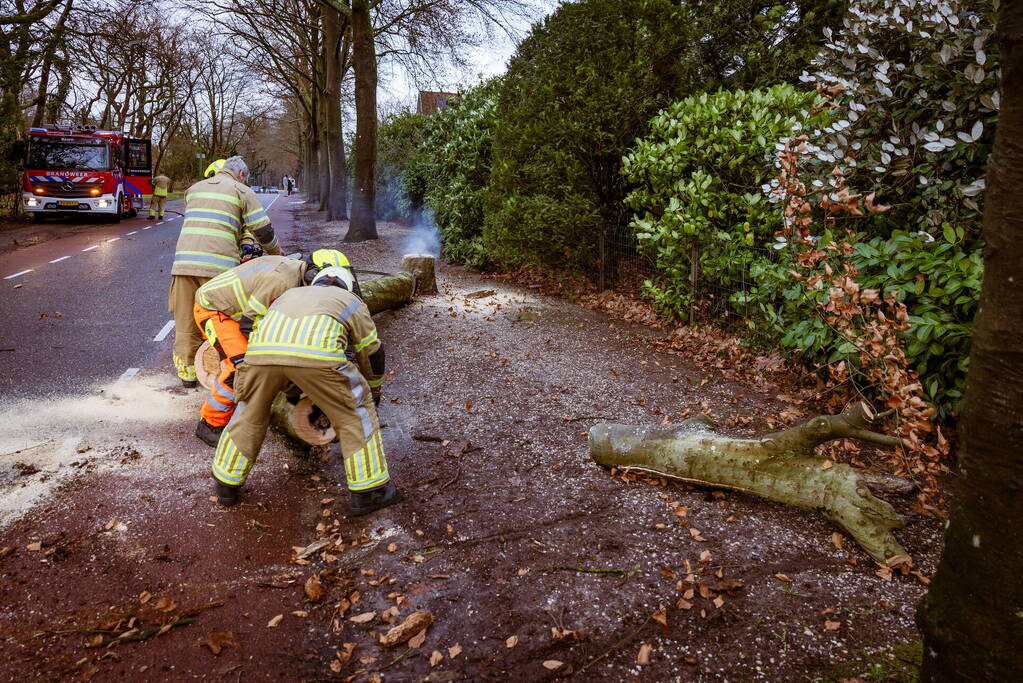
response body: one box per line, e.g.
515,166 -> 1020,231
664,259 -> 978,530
402,254 -> 437,295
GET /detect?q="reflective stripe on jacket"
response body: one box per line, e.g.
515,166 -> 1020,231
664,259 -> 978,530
244,286 -> 380,369
152,174 -> 171,197
171,170 -> 275,278
195,256 -> 307,322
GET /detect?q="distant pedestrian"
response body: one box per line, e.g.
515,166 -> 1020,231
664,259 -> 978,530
149,168 -> 171,220
286,175 -> 294,195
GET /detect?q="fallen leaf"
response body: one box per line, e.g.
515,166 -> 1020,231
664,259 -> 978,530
774,573 -> 793,583
429,651 -> 443,667
387,543 -> 398,553
104,519 -> 117,531
831,532 -> 844,550
688,527 -> 707,542
267,614 -> 284,628
154,597 -> 178,613
379,610 -> 433,647
676,598 -> 693,610
465,400 -> 474,412
637,642 -> 653,665
824,620 -> 842,631
292,611 -> 308,618
408,630 -> 427,649
448,642 -> 462,659
138,591 -> 152,604
652,604 -> 668,631
204,631 -> 236,655
85,634 -> 104,648
506,635 -> 519,648
349,611 -> 376,624
821,460 -> 834,470
542,660 -> 562,670
26,542 -> 41,552
698,550 -> 712,563
517,568 -> 529,576
305,574 -> 326,602
713,596 -> 725,609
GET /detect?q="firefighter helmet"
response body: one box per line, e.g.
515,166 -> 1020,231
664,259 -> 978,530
309,248 -> 350,269
311,266 -> 354,291
204,159 -> 227,177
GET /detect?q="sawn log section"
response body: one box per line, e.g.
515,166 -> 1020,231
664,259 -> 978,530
589,403 -> 914,563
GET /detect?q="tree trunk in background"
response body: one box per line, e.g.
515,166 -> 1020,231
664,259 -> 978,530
346,0 -> 378,241
916,3 -> 1023,680
322,5 -> 348,222
317,92 -> 330,211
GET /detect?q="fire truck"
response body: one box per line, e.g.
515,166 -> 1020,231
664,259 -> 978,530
22,125 -> 153,222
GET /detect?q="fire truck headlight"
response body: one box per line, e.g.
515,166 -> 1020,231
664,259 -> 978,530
25,197 -> 39,207
96,199 -> 111,208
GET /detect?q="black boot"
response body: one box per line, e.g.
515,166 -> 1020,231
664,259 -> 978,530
214,480 -> 240,506
349,483 -> 400,517
195,418 -> 224,448
181,379 -> 198,389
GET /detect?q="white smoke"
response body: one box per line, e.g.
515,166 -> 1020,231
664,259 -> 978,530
403,210 -> 441,258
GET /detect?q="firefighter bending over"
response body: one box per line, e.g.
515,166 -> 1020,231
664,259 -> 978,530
149,168 -> 170,219
167,155 -> 282,387
192,249 -> 352,447
211,266 -> 399,517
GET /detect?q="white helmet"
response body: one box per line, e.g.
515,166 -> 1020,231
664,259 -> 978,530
311,266 -> 354,291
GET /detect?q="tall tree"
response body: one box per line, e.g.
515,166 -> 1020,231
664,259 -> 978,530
916,2 -> 1023,680
346,0 -> 378,241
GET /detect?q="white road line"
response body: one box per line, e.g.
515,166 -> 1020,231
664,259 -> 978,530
49,255 -> 71,264
156,221 -> 165,225
142,226 -> 152,230
264,193 -> 282,211
117,367 -> 140,382
82,245 -> 98,252
126,230 -> 137,235
107,237 -> 120,243
154,319 -> 175,342
4,269 -> 32,280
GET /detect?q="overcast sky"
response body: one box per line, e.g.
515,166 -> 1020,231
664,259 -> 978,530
377,1 -> 561,114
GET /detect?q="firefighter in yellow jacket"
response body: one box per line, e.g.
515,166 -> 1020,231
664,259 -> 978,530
148,168 -> 171,219
168,156 -> 282,387
192,249 -> 354,446
211,266 -> 398,516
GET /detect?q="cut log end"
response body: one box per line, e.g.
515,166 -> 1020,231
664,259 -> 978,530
289,398 -> 336,445
194,341 -> 223,392
402,254 -> 437,295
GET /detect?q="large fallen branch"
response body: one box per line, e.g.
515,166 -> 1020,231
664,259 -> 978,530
588,402 -> 914,563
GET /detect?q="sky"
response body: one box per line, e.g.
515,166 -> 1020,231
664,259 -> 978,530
377,0 -> 561,114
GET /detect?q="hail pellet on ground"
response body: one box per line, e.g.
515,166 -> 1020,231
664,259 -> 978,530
22,124 -> 153,222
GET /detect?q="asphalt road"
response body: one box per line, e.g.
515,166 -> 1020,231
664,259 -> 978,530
0,193 -> 284,401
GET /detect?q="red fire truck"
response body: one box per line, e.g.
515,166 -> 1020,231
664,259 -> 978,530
22,125 -> 153,222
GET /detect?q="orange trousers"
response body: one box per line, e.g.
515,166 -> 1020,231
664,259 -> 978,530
193,302 -> 249,427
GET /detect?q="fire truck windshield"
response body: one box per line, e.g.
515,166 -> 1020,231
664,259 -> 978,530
27,138 -> 110,171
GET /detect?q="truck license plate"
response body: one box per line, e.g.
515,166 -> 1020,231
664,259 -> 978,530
58,200 -> 79,207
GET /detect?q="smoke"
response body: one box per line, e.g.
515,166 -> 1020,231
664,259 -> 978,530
403,210 -> 441,258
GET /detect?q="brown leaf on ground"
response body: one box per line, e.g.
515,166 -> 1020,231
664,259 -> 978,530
652,603 -> 668,632
774,573 -> 793,583
465,400 -> 474,412
688,528 -> 707,542
304,574 -> 326,602
506,635 -> 518,648
408,630 -> 428,649
637,643 -> 653,665
331,642 -> 358,672
26,542 -> 41,552
379,611 -> 433,647
676,598 -> 693,610
0,547 -> 13,560
448,642 -> 462,659
832,532 -> 845,550
349,611 -> 376,624
267,614 -> 284,628
542,660 -> 563,670
154,597 -> 178,613
387,543 -> 398,553
429,651 -> 443,667
138,590 -> 152,604
824,620 -> 842,631
698,550 -> 712,563
204,631 -> 236,655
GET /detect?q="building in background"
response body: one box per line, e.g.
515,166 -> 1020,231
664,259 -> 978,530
417,91 -> 457,115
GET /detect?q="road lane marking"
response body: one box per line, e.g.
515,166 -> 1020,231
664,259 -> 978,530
142,226 -> 152,230
264,193 -> 282,211
117,367 -> 140,382
107,237 -> 120,243
3,269 -> 32,280
126,230 -> 137,235
82,245 -> 98,251
49,256 -> 71,264
154,319 -> 175,342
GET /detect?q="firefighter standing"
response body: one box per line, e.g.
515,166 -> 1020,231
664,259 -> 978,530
149,168 -> 171,219
211,266 -> 398,516
168,155 -> 282,387
192,249 -> 353,446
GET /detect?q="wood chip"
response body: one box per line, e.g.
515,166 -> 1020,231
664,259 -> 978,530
408,630 -> 427,649
379,611 -> 433,647
637,643 -> 653,665
506,635 -> 519,648
429,651 -> 443,667
26,542 -> 41,552
267,614 -> 284,628
349,611 -> 376,624
542,660 -> 562,670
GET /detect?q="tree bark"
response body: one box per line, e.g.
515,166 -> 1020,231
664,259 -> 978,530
345,0 -> 378,241
916,3 -> 1023,680
322,4 -> 349,221
589,403 -> 914,563
401,255 -> 437,294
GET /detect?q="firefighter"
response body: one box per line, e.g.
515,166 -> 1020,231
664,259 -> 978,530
211,266 -> 398,517
148,168 -> 170,219
192,248 -> 351,446
168,155 -> 283,387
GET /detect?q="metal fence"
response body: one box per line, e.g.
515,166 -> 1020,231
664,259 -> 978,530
598,222 -> 776,325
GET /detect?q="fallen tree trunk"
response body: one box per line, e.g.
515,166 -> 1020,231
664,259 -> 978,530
588,402 -> 914,563
195,271 -> 415,392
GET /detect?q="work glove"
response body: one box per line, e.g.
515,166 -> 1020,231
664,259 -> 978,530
240,243 -> 263,262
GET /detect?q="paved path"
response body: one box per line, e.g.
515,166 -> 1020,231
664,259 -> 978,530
0,193 -> 293,400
